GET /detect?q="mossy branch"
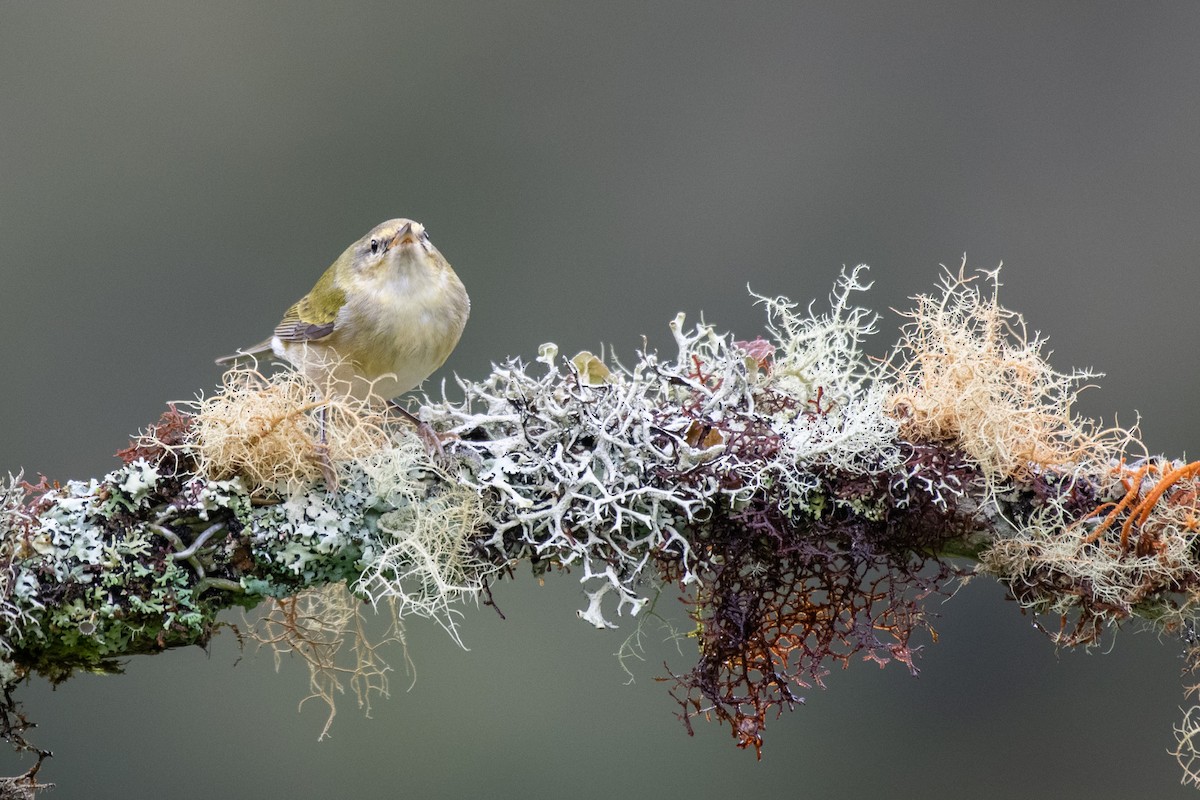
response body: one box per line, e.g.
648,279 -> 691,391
4,262 -> 1200,791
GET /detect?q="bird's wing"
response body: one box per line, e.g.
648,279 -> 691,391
215,266 -> 345,365
272,269 -> 345,343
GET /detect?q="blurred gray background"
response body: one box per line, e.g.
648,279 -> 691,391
2,3 -> 1199,798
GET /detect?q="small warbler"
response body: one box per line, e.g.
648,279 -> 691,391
217,218 -> 469,403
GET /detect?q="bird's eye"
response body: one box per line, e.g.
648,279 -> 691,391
369,239 -> 380,254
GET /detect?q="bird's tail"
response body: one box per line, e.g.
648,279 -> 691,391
214,339 -> 273,366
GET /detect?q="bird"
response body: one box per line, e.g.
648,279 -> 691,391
216,218 -> 469,406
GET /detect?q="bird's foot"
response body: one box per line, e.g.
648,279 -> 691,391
312,440 -> 339,491
312,403 -> 340,492
386,400 -> 447,459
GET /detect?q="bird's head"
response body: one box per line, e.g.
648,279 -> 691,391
341,218 -> 448,283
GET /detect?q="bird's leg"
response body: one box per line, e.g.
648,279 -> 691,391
313,404 -> 339,489
386,399 -> 445,457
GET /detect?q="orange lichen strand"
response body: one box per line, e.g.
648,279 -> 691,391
1080,463 -> 1152,545
1132,462 -> 1200,529
1080,460 -> 1200,552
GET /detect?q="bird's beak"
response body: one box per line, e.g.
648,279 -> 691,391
390,222 -> 419,249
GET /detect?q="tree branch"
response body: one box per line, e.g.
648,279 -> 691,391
3,263 -> 1198,790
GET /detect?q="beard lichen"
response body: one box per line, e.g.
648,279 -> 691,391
191,363 -> 392,493
246,584 -> 407,741
887,260 -> 1132,490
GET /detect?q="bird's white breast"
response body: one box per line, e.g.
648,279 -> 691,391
276,259 -> 468,401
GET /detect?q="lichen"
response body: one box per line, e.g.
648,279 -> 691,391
5,266 -> 1199,785
887,260 -> 1133,491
